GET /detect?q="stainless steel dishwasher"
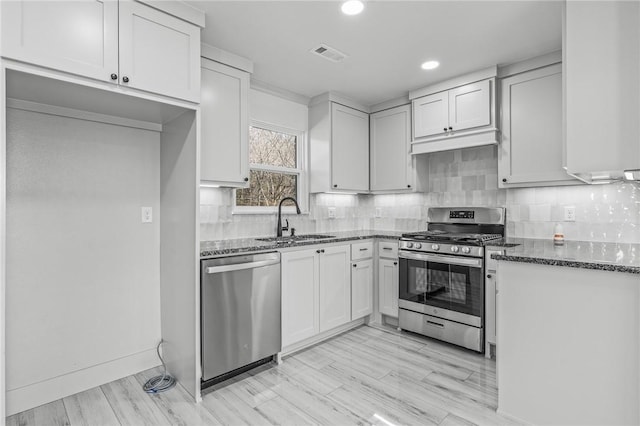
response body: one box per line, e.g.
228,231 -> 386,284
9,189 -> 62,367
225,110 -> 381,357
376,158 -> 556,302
201,251 -> 281,387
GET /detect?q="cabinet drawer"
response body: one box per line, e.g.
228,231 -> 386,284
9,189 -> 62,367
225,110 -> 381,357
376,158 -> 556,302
378,241 -> 398,258
351,241 -> 374,260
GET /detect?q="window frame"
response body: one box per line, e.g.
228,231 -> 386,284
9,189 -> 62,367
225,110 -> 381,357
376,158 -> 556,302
233,120 -> 308,214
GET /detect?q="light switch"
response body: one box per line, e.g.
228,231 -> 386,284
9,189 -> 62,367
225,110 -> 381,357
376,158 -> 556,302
142,207 -> 153,223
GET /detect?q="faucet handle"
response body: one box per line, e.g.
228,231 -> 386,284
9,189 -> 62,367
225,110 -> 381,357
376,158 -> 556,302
290,227 -> 296,237
282,219 -> 289,232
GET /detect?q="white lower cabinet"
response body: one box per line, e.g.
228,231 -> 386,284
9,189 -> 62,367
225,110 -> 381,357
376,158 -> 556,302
319,245 -> 351,332
351,259 -> 373,320
281,249 -> 319,347
281,244 -> 350,348
378,241 -> 399,318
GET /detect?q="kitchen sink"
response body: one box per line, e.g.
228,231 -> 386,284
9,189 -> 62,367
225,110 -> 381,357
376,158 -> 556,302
255,234 -> 336,244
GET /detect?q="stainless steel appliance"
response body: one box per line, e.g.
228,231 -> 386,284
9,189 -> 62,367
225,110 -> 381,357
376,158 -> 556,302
398,207 -> 505,352
201,252 -> 281,388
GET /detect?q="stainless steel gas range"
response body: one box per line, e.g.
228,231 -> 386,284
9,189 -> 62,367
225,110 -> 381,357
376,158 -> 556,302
398,207 -> 505,352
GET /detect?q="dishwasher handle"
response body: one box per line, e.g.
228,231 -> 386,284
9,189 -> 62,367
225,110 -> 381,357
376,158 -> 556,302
205,258 -> 279,274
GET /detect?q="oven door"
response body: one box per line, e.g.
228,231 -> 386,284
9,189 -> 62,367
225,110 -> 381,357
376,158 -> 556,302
398,250 -> 484,327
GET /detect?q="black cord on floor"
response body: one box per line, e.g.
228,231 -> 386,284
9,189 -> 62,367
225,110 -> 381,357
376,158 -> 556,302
143,339 -> 177,394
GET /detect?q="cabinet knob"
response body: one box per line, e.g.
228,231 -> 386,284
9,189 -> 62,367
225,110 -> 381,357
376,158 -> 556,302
443,127 -> 448,132
353,264 -> 357,268
487,274 -> 493,279
393,261 -> 398,265
110,73 -> 118,80
448,126 -> 453,131
333,184 -> 338,188
244,177 -> 249,182
321,249 -> 325,253
316,249 -> 321,254
122,76 -> 130,83
407,184 -> 411,188
502,178 -> 507,183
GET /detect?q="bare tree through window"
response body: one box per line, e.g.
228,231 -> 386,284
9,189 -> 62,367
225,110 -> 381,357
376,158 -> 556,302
236,126 -> 299,207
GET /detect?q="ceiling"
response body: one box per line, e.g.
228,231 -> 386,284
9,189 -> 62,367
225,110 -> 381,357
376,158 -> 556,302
187,1 -> 563,106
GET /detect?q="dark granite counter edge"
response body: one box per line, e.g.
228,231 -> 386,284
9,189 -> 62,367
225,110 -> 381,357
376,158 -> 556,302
200,233 -> 400,258
492,254 -> 640,274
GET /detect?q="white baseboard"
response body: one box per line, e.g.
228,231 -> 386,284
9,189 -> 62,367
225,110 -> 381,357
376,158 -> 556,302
6,348 -> 160,416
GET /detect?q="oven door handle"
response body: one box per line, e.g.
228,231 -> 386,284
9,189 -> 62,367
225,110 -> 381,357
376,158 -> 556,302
398,250 -> 483,268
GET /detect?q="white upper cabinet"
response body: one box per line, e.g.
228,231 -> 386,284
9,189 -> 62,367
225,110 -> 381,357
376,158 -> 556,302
118,1 -> 201,102
413,92 -> 448,138
331,103 -> 369,192
370,104 -> 413,191
413,80 -> 491,139
409,68 -> 498,154
564,1 -> 640,183
200,59 -> 249,186
1,0 -> 119,82
448,81 -> 491,132
1,0 -> 202,103
499,62 -> 578,187
309,94 -> 369,193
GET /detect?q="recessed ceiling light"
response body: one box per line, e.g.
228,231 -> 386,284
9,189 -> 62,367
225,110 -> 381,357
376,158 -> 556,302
342,0 -> 364,16
421,60 -> 440,70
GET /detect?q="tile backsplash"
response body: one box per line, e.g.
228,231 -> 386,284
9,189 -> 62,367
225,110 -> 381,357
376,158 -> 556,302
200,145 -> 640,244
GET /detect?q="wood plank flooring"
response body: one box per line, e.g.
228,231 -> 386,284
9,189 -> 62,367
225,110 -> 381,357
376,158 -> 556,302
6,325 -> 520,426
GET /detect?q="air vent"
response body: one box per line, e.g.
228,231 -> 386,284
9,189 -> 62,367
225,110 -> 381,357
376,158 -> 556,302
310,44 -> 348,63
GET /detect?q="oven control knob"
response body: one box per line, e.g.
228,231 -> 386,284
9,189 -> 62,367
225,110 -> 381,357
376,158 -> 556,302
461,247 -> 471,254
415,243 -> 422,249
431,244 -> 440,251
450,246 -> 460,253
406,242 -> 414,248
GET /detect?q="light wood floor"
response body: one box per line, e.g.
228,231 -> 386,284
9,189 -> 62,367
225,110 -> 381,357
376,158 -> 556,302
7,325 -> 520,426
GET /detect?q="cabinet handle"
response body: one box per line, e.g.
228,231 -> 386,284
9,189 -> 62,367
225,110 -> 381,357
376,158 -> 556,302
448,126 -> 453,131
393,261 -> 398,265
359,248 -> 368,251
316,249 -> 321,254
502,178 -> 507,183
443,127 -> 447,132
487,274 -> 493,279
333,184 -> 338,188
110,73 -> 118,80
122,76 -> 130,83
383,247 -> 392,250
244,177 -> 249,182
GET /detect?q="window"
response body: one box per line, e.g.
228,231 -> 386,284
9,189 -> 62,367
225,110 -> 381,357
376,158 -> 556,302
234,122 -> 306,213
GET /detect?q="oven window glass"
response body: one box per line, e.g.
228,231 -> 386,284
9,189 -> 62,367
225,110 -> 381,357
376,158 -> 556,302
400,259 -> 483,317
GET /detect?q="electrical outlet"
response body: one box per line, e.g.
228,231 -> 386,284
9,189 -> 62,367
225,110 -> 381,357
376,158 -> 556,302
564,206 -> 576,222
328,207 -> 336,219
141,207 -> 153,223
375,207 -> 382,218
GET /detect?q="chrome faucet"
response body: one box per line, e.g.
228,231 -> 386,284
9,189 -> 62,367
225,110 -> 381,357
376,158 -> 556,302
276,197 -> 301,237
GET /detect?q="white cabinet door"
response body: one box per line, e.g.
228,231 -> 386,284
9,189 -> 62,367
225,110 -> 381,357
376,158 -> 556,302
331,103 -> 369,192
564,1 -> 640,180
281,249 -> 319,347
351,259 -> 373,320
118,1 -> 201,102
319,245 -> 351,332
448,80 -> 491,132
370,105 -> 413,191
498,63 -> 575,187
1,0 -> 119,82
378,258 -> 399,318
200,59 -> 249,186
413,91 -> 448,138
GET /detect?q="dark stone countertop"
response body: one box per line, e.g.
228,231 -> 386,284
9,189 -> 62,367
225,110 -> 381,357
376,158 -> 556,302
489,238 -> 640,274
200,230 -> 402,258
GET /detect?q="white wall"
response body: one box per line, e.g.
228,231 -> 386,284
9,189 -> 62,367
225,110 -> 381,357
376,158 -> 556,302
5,108 -> 161,414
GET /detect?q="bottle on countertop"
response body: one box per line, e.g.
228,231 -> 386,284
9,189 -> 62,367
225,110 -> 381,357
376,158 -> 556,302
553,223 -> 565,245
